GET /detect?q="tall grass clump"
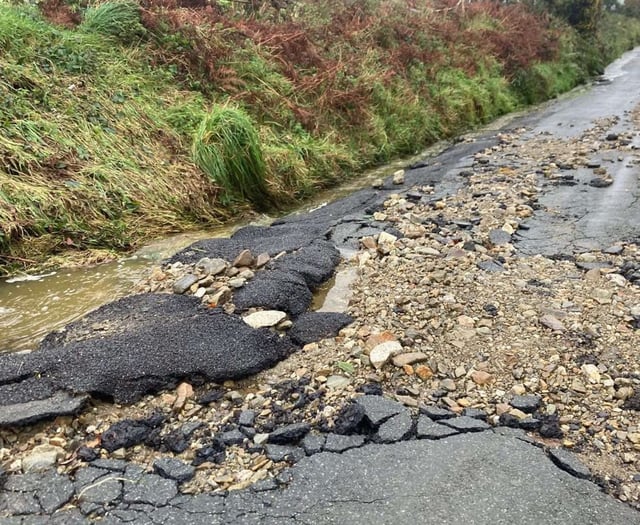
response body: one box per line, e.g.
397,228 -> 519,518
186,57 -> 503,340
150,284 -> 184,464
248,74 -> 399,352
81,1 -> 146,44
193,107 -> 271,210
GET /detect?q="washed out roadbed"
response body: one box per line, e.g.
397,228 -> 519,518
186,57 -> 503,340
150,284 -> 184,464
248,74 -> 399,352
2,100 -> 640,520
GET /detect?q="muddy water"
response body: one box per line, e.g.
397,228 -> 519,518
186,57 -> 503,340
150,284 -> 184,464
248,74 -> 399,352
0,147 -> 441,354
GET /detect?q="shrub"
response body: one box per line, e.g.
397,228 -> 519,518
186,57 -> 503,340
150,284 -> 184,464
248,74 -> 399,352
81,1 -> 146,44
192,106 -> 271,210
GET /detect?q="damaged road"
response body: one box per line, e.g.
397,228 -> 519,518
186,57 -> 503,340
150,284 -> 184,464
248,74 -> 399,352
3,46 -> 640,525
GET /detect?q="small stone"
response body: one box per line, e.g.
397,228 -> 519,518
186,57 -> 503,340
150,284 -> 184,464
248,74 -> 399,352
221,430 -> 245,446
243,310 -> 287,328
196,257 -> 227,276
488,229 -> 511,245
591,288 -> 613,304
361,236 -> 377,250
441,379 -> 456,391
238,410 -> 256,427
255,252 -> 270,268
370,341 -> 402,369
392,169 -> 405,185
22,444 -> 63,472
415,365 -> 433,380
209,287 -> 232,306
391,352 -> 429,367
254,433 -> 269,445
581,364 -> 600,384
477,260 -> 504,272
372,178 -> 384,189
510,395 -> 541,413
173,274 -> 199,294
378,231 -> 398,246
540,315 -> 565,332
233,249 -> 254,268
603,245 -> 624,255
470,370 -> 493,386
326,375 -> 351,389
228,277 -> 246,289
509,409 -> 528,420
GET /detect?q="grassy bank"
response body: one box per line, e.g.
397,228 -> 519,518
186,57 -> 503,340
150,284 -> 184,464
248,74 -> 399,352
1,0 -> 639,274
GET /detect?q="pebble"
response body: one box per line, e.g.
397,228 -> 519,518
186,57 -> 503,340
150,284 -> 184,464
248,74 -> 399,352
22,445 -> 63,472
392,169 -> 405,185
233,249 -> 254,268
391,352 -> 429,367
173,274 -> 199,294
369,341 -> 402,369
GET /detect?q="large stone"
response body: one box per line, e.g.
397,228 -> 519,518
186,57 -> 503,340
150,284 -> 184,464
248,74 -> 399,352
242,310 -> 287,329
369,341 -> 402,369
22,444 -> 63,472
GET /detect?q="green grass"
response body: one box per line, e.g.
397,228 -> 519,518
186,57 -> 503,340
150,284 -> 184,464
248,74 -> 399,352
193,106 -> 271,210
1,2 -> 640,274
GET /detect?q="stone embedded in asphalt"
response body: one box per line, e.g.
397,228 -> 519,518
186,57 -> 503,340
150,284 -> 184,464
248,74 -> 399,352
323,433 -> 366,453
488,229 -> 511,245
288,312 -> 353,346
477,259 -> 505,272
355,395 -> 406,427
242,310 -> 287,329
416,416 -> 459,440
302,433 -> 326,455
419,405 -> 456,420
441,416 -> 491,433
0,391 -> 88,427
268,423 -> 311,445
153,457 -> 195,483
548,448 -> 591,480
375,411 -> 414,443
510,395 -> 542,413
264,445 -> 305,463
173,274 -> 199,294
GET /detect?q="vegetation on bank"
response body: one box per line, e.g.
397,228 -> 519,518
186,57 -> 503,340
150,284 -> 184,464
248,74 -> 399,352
1,0 -> 640,274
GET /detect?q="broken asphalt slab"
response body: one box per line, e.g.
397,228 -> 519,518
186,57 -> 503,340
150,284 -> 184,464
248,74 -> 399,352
2,431 -> 638,524
0,293 -> 296,414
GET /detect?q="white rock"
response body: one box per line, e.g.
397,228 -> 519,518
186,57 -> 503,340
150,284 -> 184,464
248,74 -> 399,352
22,444 -> 63,472
326,375 -> 351,389
539,314 -> 565,332
582,364 -> 601,384
392,169 -> 405,184
253,433 -> 269,445
370,341 -> 402,369
243,310 -> 287,329
377,231 -> 398,245
606,273 -> 626,287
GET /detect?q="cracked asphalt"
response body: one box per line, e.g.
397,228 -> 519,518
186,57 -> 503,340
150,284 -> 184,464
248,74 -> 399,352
3,47 -> 640,525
